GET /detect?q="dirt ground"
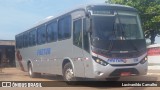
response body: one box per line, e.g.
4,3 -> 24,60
0,68 -> 63,81
0,68 -> 160,90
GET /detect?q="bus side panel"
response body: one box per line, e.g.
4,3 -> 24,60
83,52 -> 95,78
31,42 -> 59,74
54,39 -> 74,75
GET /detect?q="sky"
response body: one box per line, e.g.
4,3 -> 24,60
0,0 -> 106,40
0,0 -> 160,44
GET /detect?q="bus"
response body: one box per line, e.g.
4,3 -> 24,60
15,4 -> 148,82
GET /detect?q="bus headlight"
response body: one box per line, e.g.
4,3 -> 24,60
140,56 -> 148,64
92,56 -> 108,66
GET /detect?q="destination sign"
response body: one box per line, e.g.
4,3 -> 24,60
92,10 -> 114,15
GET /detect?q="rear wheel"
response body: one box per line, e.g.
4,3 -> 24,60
28,63 -> 41,78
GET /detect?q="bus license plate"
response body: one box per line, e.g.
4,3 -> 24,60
120,72 -> 131,76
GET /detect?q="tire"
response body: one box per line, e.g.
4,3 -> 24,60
63,62 -> 77,84
28,63 -> 41,78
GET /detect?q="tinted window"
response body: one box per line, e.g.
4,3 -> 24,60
29,29 -> 37,46
92,16 -> 114,40
47,21 -> 58,42
16,35 -> 22,49
19,35 -> 23,48
16,36 -> 18,48
15,37 -> 18,48
83,19 -> 90,52
23,32 -> 29,47
37,25 -> 46,45
73,19 -> 82,48
58,16 -> 71,40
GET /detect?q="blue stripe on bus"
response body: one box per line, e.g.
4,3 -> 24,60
37,48 -> 51,56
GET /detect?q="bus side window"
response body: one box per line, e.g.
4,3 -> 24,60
73,19 -> 82,48
19,35 -> 23,48
37,25 -> 46,45
16,36 -> 21,49
15,37 -> 18,48
47,21 -> 58,42
58,16 -> 71,40
83,18 -> 90,52
29,29 -> 37,46
24,32 -> 29,48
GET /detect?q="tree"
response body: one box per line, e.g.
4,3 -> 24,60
106,0 -> 160,44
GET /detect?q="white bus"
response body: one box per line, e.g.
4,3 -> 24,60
15,4 -> 148,82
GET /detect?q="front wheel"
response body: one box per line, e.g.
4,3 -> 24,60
63,63 -> 77,84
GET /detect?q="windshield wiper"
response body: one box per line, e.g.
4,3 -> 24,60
116,11 -> 126,40
115,11 -> 139,52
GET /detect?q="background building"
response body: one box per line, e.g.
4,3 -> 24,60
0,40 -> 15,67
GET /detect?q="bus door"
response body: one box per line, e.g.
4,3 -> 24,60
72,18 -> 85,77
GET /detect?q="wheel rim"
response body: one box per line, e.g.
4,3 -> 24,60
65,68 -> 74,81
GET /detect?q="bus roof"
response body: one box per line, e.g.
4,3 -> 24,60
16,3 -> 137,36
33,4 -> 136,27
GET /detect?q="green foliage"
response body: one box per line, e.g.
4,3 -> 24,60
106,0 -> 160,44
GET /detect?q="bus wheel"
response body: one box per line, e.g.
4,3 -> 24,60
63,63 -> 76,84
28,63 -> 41,78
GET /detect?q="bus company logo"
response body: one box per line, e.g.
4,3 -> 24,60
107,58 -> 127,63
37,48 -> 51,56
2,82 -> 12,87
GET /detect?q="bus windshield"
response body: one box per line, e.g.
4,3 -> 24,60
91,11 -> 144,40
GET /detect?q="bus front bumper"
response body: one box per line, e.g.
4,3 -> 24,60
92,61 -> 148,79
